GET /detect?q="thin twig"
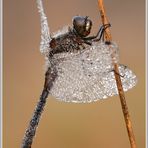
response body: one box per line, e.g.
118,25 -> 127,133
97,0 -> 136,148
21,0 -> 52,147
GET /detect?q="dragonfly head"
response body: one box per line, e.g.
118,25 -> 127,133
72,16 -> 92,37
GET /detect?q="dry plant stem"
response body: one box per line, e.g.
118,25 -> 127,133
97,0 -> 136,148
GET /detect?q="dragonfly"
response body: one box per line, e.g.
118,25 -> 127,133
21,1 -> 138,147
37,0 -> 137,103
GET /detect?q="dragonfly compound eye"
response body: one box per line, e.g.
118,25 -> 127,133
72,16 -> 92,37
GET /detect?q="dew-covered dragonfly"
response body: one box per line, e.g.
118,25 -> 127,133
21,1 -> 138,147
37,0 -> 137,103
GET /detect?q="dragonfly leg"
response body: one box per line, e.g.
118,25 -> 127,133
109,69 -> 125,78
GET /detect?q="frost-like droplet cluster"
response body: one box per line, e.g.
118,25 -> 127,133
37,0 -> 51,56
49,41 -> 137,103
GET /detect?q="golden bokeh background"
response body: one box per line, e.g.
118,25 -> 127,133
3,0 -> 145,148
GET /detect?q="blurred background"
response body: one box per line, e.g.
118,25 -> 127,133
3,0 -> 145,148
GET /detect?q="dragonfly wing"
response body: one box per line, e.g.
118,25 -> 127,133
49,42 -> 137,103
97,64 -> 137,99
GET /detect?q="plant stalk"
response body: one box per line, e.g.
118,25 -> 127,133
97,0 -> 136,147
